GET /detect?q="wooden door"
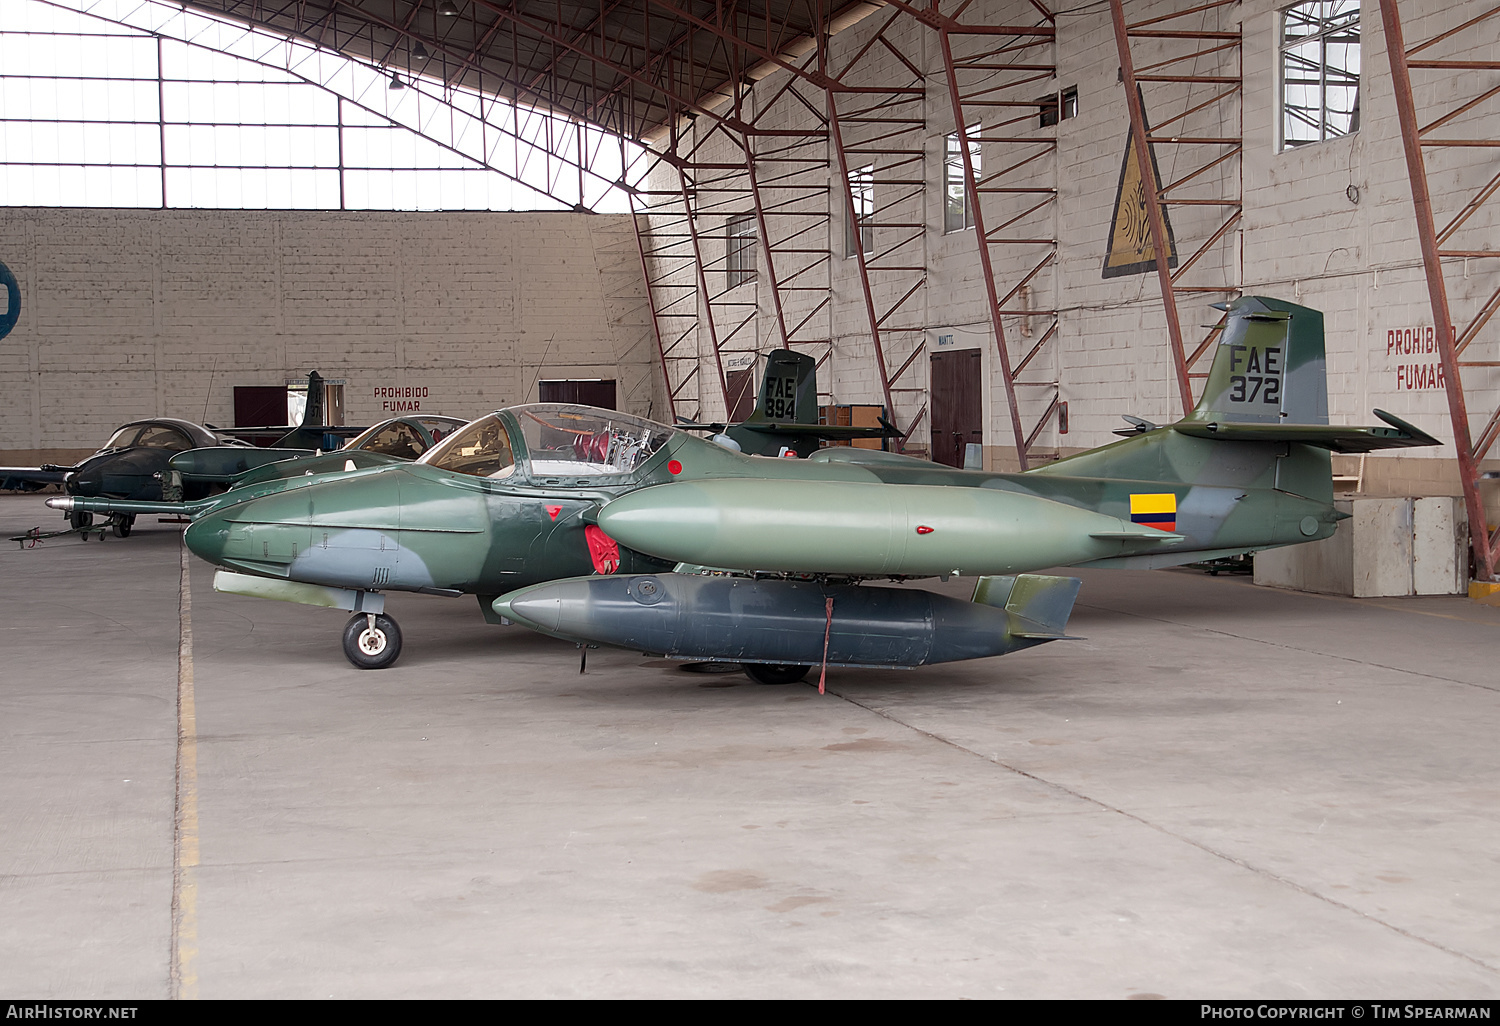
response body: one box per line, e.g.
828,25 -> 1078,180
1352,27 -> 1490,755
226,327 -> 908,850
538,380 -> 617,409
929,349 -> 982,468
726,368 -> 756,422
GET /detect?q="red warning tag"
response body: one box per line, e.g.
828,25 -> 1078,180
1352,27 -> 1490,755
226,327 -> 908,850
585,525 -> 620,574
546,505 -> 562,521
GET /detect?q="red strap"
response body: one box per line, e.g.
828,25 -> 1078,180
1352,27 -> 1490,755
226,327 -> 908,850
818,596 -> 834,695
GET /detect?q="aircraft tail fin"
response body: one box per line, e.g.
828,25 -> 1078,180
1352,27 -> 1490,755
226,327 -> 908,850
1035,297 -> 1437,494
1183,295 -> 1327,427
300,370 -> 325,429
274,371 -> 326,448
973,573 -> 1082,640
745,349 -> 817,425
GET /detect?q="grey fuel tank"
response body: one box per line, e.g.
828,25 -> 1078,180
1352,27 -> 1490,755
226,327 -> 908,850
494,572 -> 1081,669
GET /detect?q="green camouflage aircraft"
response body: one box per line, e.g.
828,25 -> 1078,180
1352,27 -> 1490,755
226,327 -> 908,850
54,298 -> 1436,680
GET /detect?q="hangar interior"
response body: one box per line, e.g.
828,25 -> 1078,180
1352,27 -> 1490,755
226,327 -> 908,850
2,0 -> 1497,593
4,0 -> 1500,1001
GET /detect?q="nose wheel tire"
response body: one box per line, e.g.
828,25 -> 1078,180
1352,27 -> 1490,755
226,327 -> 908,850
342,612 -> 403,670
111,515 -> 134,538
743,663 -> 811,686
68,510 -> 93,531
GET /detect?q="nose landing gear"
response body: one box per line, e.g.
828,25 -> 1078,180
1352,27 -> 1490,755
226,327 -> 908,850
342,612 -> 403,669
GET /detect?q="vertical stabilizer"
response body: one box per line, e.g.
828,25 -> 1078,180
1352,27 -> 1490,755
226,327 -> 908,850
1183,296 -> 1328,426
747,350 -> 817,424
300,370 -> 326,429
272,371 -> 327,449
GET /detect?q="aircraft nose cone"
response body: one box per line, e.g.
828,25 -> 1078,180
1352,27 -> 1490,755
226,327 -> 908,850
69,464 -> 101,496
495,593 -> 563,632
184,510 -> 230,565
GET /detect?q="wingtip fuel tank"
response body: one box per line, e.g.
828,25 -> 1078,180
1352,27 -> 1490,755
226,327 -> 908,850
596,478 -> 1174,577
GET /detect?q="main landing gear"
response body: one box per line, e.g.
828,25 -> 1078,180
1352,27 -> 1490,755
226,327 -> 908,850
743,663 -> 811,686
61,510 -> 133,539
342,612 -> 403,670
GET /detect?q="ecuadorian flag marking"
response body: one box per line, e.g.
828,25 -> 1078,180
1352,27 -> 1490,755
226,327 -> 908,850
1130,493 -> 1177,532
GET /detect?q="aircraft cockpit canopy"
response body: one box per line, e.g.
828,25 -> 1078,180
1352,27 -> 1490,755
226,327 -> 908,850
419,415 -> 517,479
103,422 -> 199,452
344,416 -> 467,459
419,405 -> 671,484
509,405 -> 669,482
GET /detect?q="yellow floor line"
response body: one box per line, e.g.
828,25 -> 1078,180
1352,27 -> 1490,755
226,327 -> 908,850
171,538 -> 199,1000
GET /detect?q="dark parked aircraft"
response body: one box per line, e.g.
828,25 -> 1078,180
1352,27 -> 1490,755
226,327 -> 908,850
4,371 -> 356,536
3,418 -> 229,533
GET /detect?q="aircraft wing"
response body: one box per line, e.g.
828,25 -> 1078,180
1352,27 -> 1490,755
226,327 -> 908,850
0,466 -> 68,491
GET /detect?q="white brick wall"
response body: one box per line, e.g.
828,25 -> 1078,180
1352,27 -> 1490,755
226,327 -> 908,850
0,208 -> 661,449
635,0 -> 1497,473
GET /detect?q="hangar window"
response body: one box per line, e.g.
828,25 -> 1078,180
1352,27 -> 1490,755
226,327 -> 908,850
944,128 -> 980,234
726,215 -> 757,289
0,0 -> 634,211
845,165 -> 874,258
1279,1 -> 1361,150
1038,87 -> 1079,129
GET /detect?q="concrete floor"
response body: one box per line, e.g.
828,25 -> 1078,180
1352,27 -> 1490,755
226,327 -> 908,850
3,491 -> 1500,999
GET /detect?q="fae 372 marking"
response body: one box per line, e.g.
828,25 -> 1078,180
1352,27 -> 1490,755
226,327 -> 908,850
1228,343 -> 1282,405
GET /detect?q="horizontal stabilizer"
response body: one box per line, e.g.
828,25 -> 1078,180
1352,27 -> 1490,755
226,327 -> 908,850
1173,409 -> 1439,453
740,421 -> 897,440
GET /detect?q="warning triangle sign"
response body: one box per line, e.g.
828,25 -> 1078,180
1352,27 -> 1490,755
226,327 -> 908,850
1102,99 -> 1178,279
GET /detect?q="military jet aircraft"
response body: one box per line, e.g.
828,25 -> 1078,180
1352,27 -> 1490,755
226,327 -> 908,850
167,413 -> 465,490
3,418 -> 234,534
54,298 -> 1438,682
9,372 -> 368,537
46,413 -> 468,528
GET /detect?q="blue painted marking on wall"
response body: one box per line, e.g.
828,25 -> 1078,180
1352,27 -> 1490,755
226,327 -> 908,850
0,261 -> 18,341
